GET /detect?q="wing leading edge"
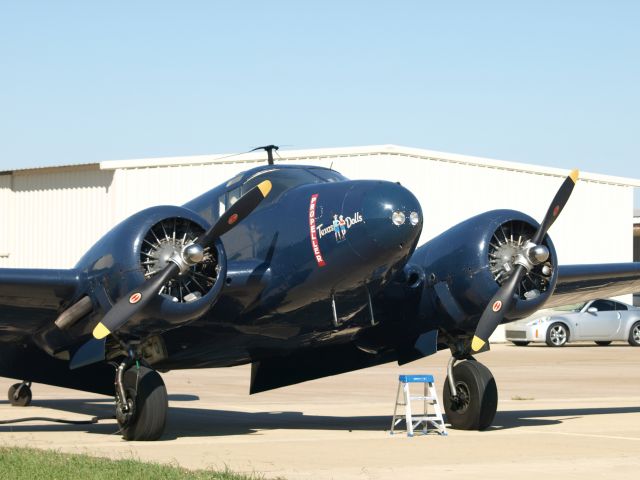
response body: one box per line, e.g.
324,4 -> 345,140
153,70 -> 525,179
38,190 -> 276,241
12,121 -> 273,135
545,263 -> 640,309
0,268 -> 81,309
0,268 -> 81,342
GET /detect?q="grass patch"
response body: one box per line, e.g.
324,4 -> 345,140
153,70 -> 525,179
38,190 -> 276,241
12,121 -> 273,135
511,395 -> 535,401
0,447 -> 278,480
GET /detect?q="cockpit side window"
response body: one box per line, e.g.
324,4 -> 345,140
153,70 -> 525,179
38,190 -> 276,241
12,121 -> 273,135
217,167 -> 347,214
218,186 -> 242,215
308,168 -> 348,182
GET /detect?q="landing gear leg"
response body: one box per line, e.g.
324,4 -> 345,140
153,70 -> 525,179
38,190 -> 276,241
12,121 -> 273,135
114,358 -> 168,441
7,381 -> 32,407
443,356 -> 498,430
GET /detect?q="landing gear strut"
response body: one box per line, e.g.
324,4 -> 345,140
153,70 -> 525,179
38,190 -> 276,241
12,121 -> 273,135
7,381 -> 32,407
114,358 -> 167,441
443,357 -> 498,430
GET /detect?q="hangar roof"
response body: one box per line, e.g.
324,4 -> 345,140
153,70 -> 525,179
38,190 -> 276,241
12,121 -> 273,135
4,144 -> 640,188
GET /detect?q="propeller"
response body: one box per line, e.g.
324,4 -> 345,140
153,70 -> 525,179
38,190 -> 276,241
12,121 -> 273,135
92,180 -> 272,340
471,169 -> 579,353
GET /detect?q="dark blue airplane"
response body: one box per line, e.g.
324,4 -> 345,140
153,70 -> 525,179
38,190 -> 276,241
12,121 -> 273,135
2,151 -> 640,440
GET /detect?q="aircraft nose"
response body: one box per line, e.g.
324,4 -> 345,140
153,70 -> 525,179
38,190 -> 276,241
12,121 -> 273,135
343,181 -> 422,259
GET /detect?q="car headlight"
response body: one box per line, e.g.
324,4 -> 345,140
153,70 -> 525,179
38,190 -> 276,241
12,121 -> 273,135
527,316 -> 550,326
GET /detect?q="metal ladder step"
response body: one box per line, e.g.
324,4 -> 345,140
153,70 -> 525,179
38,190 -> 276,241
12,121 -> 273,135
390,374 -> 447,437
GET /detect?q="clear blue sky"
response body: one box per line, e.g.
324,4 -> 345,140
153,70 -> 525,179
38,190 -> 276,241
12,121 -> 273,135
1,1 -> 639,204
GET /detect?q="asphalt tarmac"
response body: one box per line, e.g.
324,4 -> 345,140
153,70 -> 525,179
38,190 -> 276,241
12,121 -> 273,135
2,343 -> 640,479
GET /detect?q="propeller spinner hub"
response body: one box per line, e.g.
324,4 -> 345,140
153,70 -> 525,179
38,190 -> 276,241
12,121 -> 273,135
183,243 -> 205,265
527,244 -> 549,264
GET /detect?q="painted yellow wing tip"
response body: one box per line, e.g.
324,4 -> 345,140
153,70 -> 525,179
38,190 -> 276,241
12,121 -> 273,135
569,169 -> 579,183
258,180 -> 272,197
471,336 -> 486,352
92,322 -> 111,340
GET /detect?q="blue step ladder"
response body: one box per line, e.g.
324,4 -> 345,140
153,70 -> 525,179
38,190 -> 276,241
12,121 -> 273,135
390,374 -> 447,436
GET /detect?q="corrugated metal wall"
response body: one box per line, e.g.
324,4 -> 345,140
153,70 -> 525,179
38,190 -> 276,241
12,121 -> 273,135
1,167 -> 114,268
0,174 -> 13,264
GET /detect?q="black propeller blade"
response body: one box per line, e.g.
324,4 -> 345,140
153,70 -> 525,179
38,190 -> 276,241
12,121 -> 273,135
92,180 -> 272,340
471,169 -> 579,353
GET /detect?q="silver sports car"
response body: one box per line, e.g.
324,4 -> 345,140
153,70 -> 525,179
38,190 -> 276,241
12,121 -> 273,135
505,299 -> 640,347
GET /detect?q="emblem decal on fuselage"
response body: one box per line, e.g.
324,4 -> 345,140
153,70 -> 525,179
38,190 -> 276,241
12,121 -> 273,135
317,212 -> 363,243
308,194 -> 326,267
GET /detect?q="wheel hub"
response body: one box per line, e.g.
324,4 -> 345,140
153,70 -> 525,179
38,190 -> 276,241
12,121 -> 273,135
116,393 -> 136,427
550,325 -> 567,345
451,383 -> 471,413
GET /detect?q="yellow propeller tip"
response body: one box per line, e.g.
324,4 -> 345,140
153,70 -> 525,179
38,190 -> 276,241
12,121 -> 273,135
569,169 -> 579,183
92,322 -> 111,340
258,180 -> 272,198
471,336 -> 486,352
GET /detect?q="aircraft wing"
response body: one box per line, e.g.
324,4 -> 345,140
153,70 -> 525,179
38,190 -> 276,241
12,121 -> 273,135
0,268 -> 80,339
545,263 -> 640,308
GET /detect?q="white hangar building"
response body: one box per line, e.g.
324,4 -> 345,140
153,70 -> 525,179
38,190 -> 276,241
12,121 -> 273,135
2,145 -> 639,341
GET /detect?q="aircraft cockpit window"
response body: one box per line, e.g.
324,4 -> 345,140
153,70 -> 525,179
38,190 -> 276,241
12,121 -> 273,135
219,186 -> 242,214
218,168 -> 346,214
241,169 -> 322,206
308,168 -> 348,183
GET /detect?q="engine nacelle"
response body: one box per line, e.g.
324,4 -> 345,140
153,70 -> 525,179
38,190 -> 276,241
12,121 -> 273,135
75,205 -> 227,338
409,209 -> 558,332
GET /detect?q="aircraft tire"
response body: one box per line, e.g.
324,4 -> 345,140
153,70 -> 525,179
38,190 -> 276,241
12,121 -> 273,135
118,366 -> 168,441
443,360 -> 497,430
7,383 -> 32,407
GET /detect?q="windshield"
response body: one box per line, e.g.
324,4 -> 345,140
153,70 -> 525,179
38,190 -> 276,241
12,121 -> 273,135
553,302 -> 586,312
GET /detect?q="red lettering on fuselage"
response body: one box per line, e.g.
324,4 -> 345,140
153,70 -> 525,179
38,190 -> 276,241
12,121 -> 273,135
308,194 -> 326,267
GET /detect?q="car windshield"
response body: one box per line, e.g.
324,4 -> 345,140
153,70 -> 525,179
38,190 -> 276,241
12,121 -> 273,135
553,302 -> 586,312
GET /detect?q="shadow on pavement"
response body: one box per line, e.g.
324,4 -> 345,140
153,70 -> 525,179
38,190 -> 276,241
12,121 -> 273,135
3,396 -> 640,440
490,406 -> 640,430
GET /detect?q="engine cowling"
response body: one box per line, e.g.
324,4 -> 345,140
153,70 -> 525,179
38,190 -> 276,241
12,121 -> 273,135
409,209 -> 559,332
75,205 -> 227,338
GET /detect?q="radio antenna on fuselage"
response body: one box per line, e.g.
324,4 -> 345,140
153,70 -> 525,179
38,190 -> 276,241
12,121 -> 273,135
251,145 -> 279,165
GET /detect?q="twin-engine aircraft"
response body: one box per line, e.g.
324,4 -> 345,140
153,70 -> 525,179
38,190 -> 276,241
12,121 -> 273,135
2,149 -> 640,440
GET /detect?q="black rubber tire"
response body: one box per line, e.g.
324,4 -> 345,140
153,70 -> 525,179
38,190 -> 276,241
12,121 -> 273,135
443,360 -> 498,430
595,341 -> 612,346
545,322 -> 569,347
118,366 -> 168,441
512,341 -> 530,347
629,321 -> 640,347
7,383 -> 32,407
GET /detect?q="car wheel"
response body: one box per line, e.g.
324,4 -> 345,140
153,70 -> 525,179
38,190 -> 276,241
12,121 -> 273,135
629,322 -> 640,347
512,341 -> 530,346
546,323 -> 569,347
595,341 -> 611,346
